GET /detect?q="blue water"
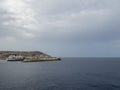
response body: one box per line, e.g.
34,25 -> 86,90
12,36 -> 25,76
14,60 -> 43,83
0,58 -> 120,90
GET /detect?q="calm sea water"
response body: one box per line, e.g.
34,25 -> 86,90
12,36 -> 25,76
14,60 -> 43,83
0,58 -> 120,90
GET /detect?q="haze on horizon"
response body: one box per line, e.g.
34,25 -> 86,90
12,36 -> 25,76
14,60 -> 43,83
0,0 -> 120,57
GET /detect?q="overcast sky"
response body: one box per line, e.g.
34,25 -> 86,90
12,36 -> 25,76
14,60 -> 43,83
0,0 -> 120,57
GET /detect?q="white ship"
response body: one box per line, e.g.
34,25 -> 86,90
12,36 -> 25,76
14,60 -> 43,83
6,55 -> 24,61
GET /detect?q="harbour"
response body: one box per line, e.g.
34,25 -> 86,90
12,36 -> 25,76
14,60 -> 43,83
0,51 -> 61,62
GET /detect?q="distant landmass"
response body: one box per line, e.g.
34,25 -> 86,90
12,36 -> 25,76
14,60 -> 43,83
0,51 -> 61,62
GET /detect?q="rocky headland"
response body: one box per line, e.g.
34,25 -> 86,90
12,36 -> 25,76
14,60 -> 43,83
0,51 -> 61,62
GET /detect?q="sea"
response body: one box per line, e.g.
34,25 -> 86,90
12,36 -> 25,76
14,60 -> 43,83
0,58 -> 120,90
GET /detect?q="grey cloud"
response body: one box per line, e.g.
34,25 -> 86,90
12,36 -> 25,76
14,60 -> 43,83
0,0 -> 120,57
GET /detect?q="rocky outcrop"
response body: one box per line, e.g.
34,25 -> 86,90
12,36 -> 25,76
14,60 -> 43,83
0,51 -> 61,62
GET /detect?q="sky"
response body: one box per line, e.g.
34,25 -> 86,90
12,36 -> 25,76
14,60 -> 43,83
0,0 -> 120,57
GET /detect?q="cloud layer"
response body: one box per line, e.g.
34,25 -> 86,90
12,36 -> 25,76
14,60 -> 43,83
0,0 -> 120,57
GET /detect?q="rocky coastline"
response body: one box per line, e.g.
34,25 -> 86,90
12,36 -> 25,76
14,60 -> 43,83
0,51 -> 61,62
